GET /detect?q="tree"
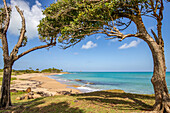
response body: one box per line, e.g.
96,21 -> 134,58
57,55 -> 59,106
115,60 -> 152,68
0,0 -> 56,108
38,0 -> 170,112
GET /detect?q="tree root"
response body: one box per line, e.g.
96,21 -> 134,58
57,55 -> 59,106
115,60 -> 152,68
153,101 -> 170,113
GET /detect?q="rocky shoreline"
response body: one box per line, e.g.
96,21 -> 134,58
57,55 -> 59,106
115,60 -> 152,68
6,73 -> 81,99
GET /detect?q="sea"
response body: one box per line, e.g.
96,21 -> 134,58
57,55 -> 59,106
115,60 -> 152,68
48,72 -> 170,94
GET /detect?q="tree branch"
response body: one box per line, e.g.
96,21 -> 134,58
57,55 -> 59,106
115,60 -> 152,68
159,0 -> 164,20
8,5 -> 57,61
15,6 -> 26,48
10,6 -> 26,58
14,42 -> 56,61
3,0 -> 10,34
105,33 -> 144,41
1,0 -> 10,58
151,29 -> 159,44
157,0 -> 164,45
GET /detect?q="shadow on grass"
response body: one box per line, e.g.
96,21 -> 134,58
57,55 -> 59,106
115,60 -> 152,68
0,97 -> 84,113
73,90 -> 154,111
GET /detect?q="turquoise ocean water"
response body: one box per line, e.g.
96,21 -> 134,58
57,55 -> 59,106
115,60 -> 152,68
48,72 -> 170,94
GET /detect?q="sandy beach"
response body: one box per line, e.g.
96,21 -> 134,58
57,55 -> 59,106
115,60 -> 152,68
9,73 -> 81,96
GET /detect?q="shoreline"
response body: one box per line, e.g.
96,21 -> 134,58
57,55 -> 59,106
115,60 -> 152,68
2,72 -> 160,95
10,73 -> 81,96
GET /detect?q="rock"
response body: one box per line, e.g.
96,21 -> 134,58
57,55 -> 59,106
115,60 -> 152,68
22,90 -> 25,92
16,97 -> 20,100
25,95 -> 29,100
56,91 -> 72,95
37,91 -> 44,95
20,96 -> 26,100
37,91 -> 51,97
26,87 -> 31,93
28,95 -> 33,99
16,93 -> 35,100
33,94 -> 42,99
43,93 -> 51,97
75,79 -> 82,82
28,91 -> 34,95
86,82 -> 94,85
10,89 -> 18,93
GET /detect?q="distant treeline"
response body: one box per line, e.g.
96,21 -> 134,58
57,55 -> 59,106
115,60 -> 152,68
41,68 -> 63,73
0,67 -> 63,74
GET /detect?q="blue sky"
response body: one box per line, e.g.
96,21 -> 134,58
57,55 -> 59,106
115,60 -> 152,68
0,0 -> 170,72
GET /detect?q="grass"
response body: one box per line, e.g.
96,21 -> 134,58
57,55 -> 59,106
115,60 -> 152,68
0,77 -> 17,85
0,89 -> 155,113
0,72 -> 24,75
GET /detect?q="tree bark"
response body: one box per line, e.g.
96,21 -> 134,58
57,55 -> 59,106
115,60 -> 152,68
133,13 -> 170,112
149,41 -> 170,112
0,61 -> 13,108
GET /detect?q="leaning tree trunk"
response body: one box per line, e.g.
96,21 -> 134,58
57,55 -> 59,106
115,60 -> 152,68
0,62 -> 13,108
150,42 -> 170,112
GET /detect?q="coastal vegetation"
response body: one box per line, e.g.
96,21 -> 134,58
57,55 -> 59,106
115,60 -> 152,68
0,67 -> 63,75
0,89 -> 156,113
38,0 -> 170,112
41,68 -> 63,73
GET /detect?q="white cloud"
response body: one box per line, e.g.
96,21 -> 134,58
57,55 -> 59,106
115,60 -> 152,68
96,36 -> 101,40
110,38 -> 119,42
108,38 -> 119,46
8,0 -> 45,39
35,0 -> 42,6
82,41 -> 97,49
148,24 -> 157,31
119,39 -> 141,49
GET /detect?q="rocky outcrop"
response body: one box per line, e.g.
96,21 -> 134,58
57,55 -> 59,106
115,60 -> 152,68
75,79 -> 82,82
56,90 -> 72,95
75,79 -> 94,85
26,87 -> 31,93
86,82 -> 94,85
10,89 -> 18,93
16,91 -> 52,100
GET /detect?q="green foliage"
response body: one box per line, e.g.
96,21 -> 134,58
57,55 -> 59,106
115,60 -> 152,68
38,0 -> 154,49
10,90 -> 27,96
12,69 -> 40,74
0,69 -> 3,72
0,67 -> 63,74
41,67 -> 63,73
0,8 -> 6,26
0,7 -> 11,27
0,77 -> 16,81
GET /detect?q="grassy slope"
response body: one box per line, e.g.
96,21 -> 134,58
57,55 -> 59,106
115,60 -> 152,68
0,90 -> 155,113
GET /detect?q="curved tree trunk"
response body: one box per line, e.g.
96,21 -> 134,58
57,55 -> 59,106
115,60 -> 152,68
0,62 -> 12,108
134,14 -> 170,111
149,42 -> 170,112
